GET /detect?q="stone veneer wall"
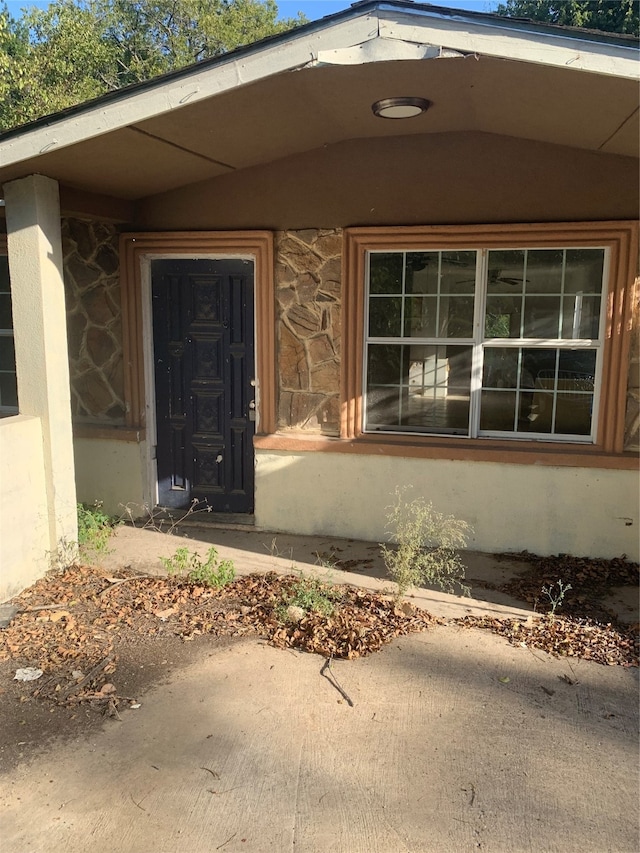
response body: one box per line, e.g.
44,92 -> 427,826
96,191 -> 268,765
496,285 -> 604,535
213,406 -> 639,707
275,229 -> 342,435
623,276 -> 640,452
62,218 -> 125,424
54,221 -> 639,447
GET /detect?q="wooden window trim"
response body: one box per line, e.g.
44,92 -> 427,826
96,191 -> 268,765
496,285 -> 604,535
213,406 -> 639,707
120,231 -> 276,434
338,221 -> 639,469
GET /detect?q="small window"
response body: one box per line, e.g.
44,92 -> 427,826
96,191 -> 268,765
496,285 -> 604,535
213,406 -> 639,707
0,256 -> 18,417
364,246 -> 606,443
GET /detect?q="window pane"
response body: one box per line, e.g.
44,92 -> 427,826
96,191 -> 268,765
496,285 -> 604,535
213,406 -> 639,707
439,296 -> 474,338
481,347 -> 537,432
0,372 -> 18,410
0,294 -> 13,331
526,249 -> 564,293
369,297 -> 402,337
366,344 -> 407,427
0,257 -> 10,294
528,349 -> 595,435
480,346 -> 597,435
404,296 -> 437,337
482,347 -> 519,388
0,336 -> 16,368
522,295 -> 561,338
367,343 -> 405,386
480,391 -> 517,431
0,258 -> 17,417
369,253 -> 403,295
561,294 -> 601,340
440,251 -> 476,294
485,294 -> 521,338
564,249 -> 604,294
488,250 -> 525,293
406,253 -> 438,294
366,344 -> 471,433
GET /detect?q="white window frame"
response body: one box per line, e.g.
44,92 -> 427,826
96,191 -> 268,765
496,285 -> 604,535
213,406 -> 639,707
362,245 -> 608,444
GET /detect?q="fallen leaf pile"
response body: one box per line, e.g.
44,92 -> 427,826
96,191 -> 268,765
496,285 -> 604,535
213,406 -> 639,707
488,553 -> 639,622
101,572 -> 441,659
1,557 -> 637,712
269,592 -> 437,658
0,566 -> 440,699
455,615 -> 638,667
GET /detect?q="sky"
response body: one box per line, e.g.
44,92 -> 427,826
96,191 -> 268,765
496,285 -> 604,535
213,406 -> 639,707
4,1 -> 500,21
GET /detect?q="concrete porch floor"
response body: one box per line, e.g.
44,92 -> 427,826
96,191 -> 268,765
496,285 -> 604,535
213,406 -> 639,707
98,521 -> 639,625
1,524 -> 638,853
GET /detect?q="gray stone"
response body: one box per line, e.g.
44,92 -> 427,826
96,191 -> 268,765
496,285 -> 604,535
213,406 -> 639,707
0,604 -> 18,629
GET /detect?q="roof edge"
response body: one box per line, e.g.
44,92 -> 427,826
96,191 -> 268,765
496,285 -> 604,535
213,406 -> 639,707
0,0 -> 637,148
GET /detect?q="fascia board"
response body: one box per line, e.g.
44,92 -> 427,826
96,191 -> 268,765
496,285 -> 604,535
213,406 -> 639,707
379,9 -> 639,80
0,13 -> 378,171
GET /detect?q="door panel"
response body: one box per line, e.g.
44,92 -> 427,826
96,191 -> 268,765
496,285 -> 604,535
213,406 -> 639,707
152,259 -> 255,512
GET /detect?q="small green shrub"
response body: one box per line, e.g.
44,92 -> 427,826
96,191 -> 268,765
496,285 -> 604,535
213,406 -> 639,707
381,487 -> 471,599
276,574 -> 342,622
160,546 -> 235,588
77,501 -> 117,557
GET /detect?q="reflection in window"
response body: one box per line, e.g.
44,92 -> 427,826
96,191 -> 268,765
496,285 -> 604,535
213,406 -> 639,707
364,247 -> 605,441
366,344 -> 472,434
0,256 -> 18,417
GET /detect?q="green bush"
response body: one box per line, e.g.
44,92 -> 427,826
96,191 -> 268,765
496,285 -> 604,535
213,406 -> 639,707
77,501 -> 117,557
160,546 -> 235,588
381,488 -> 471,599
276,574 -> 342,622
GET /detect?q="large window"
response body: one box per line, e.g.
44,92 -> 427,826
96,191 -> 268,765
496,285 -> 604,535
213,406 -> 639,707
257,223 -> 634,464
0,255 -> 18,417
364,245 -> 607,443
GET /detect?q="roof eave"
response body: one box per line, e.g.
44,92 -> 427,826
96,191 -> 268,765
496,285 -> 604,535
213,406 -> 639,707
0,0 -> 637,175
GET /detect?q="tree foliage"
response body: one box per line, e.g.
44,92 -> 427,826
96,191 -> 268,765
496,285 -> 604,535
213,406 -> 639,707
496,0 -> 639,35
0,0 -> 305,131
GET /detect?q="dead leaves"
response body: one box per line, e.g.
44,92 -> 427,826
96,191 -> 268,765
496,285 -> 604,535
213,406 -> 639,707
0,561 -> 637,716
497,553 -> 638,622
455,614 -> 638,667
269,590 -> 438,659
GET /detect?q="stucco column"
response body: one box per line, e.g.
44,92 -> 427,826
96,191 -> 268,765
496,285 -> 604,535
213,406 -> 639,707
4,174 -> 78,551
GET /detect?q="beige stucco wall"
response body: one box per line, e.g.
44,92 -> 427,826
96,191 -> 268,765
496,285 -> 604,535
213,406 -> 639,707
0,416 -> 51,600
136,132 -> 639,231
73,437 -> 147,518
254,450 -> 640,561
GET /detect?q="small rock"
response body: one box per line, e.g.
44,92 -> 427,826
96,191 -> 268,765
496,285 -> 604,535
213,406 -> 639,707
285,605 -> 306,623
14,668 -> 44,682
0,604 -> 18,629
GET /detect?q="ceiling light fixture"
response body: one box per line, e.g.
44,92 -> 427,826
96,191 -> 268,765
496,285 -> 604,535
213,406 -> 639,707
372,97 -> 431,119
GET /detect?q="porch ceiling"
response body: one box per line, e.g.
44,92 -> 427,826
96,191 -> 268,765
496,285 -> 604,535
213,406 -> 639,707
0,0 -> 637,204
0,54 -> 636,202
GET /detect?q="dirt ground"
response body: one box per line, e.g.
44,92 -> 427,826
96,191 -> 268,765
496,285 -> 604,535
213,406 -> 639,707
0,526 -> 638,852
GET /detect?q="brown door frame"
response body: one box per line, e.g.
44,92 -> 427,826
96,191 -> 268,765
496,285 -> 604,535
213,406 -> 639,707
120,232 -> 276,508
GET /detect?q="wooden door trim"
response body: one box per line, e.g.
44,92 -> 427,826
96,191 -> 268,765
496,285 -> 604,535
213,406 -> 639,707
120,231 -> 275,434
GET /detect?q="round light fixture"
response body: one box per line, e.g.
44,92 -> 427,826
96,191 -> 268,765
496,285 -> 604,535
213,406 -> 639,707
372,97 -> 431,119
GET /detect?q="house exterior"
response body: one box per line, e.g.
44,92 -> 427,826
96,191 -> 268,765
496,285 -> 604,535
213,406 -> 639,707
1,0 -> 638,599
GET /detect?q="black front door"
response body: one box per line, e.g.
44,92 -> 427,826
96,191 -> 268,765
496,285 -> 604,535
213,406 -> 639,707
152,259 -> 255,512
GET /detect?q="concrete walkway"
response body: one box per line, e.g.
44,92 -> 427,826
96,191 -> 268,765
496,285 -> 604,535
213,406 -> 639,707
1,525 -> 638,852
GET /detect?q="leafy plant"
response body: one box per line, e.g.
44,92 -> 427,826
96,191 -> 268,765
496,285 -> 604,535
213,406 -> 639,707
381,487 -> 471,599
160,546 -> 235,588
540,578 -> 572,617
276,574 -> 342,622
77,501 -> 117,557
